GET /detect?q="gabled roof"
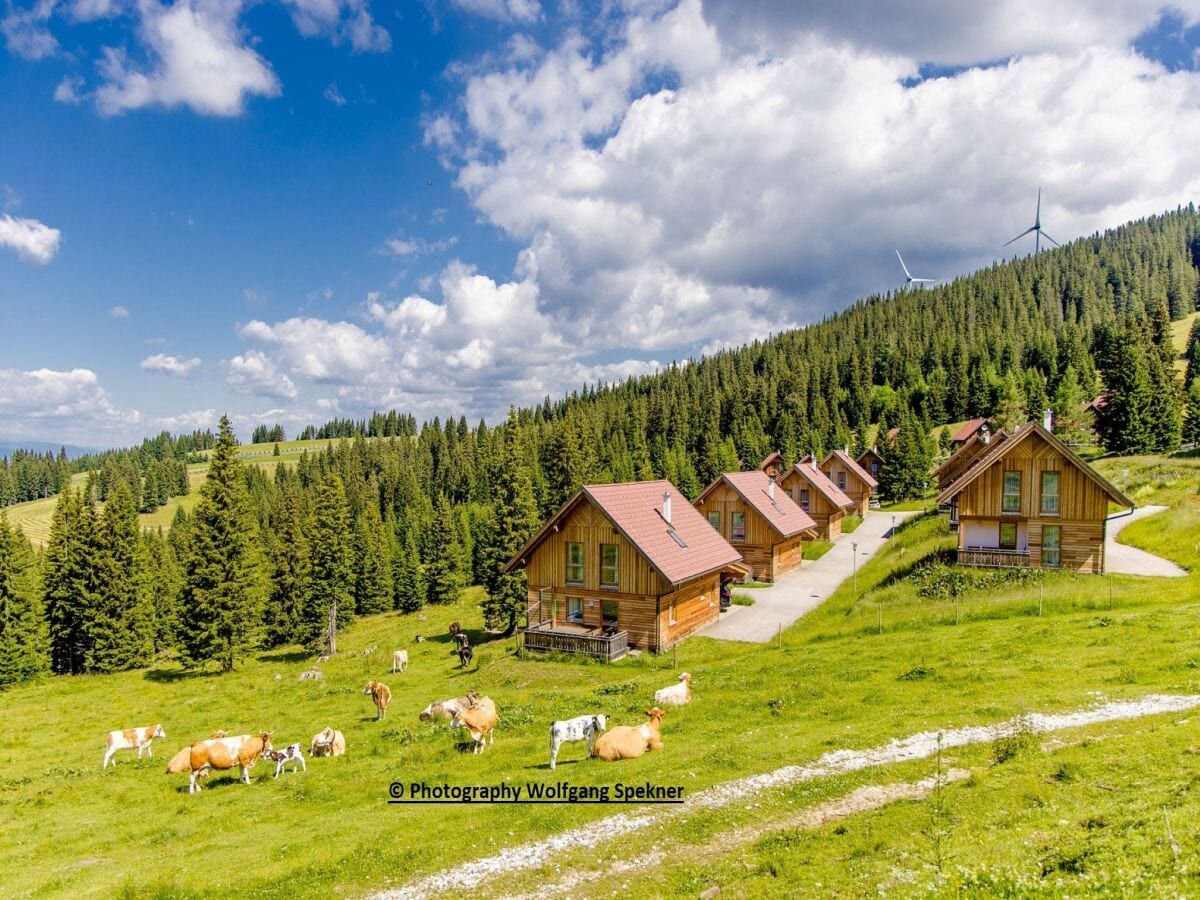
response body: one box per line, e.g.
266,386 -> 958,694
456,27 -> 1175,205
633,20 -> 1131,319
504,480 -> 743,587
787,457 -> 854,510
936,421 -> 1134,508
949,417 -> 990,443
933,431 -> 990,478
759,451 -> 783,473
821,448 -> 878,489
696,470 -> 817,539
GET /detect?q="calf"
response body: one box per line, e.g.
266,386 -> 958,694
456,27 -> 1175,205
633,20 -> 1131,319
103,724 -> 166,768
592,709 -> 666,761
457,644 -> 474,669
450,697 -> 498,754
653,672 -> 692,707
186,733 -> 272,793
549,714 -> 607,770
309,726 -> 346,757
268,743 -> 307,777
392,649 -> 408,674
364,680 -> 392,720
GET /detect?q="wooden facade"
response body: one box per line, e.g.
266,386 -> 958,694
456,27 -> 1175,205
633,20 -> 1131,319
938,423 -> 1132,574
857,449 -> 883,483
693,478 -> 811,582
779,465 -> 849,540
820,451 -> 875,517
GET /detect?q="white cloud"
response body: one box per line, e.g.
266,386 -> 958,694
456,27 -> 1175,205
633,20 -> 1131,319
141,353 -> 201,376
383,235 -> 458,256
226,349 -> 298,399
0,367 -> 140,440
109,305 -> 129,318
53,76 -> 85,104
281,0 -> 390,52
323,81 -> 347,105
1,0 -> 59,60
154,408 -> 216,431
95,0 -> 282,116
0,213 -> 62,264
449,0 -> 541,23
238,317 -> 387,383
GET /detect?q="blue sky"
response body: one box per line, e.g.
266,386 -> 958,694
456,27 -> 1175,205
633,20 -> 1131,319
3,0 -> 1200,446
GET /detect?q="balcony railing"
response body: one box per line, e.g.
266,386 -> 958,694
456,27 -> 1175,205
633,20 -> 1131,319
522,621 -> 629,661
958,548 -> 1031,569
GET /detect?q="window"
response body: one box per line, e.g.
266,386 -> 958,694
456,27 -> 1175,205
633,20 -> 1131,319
602,599 -> 618,626
668,599 -> 676,626
567,597 -> 583,624
1043,525 -> 1061,567
566,542 -> 584,585
707,511 -> 721,530
731,511 -> 746,542
799,488 -> 810,511
1041,471 -> 1060,515
601,544 -> 619,587
999,521 -> 1018,551
1002,471 -> 1021,514
837,471 -> 847,490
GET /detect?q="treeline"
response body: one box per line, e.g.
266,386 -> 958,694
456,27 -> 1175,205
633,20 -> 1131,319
0,449 -> 71,504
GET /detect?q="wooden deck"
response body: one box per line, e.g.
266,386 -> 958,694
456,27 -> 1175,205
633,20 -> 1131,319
522,621 -> 629,661
958,548 -> 1031,568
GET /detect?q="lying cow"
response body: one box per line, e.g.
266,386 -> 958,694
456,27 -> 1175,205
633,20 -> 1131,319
102,724 -> 166,768
364,680 -> 392,720
653,672 -> 691,706
392,649 -> 408,674
450,696 -> 498,754
419,695 -> 473,722
309,726 -> 346,757
186,733 -> 272,793
592,708 -> 666,761
268,743 -> 307,777
549,714 -> 607,770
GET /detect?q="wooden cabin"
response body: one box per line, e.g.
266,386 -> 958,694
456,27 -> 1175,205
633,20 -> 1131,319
948,417 -> 991,450
933,429 -> 1011,494
936,421 -> 1133,573
504,481 -> 748,659
773,456 -> 854,540
694,471 -> 817,583
857,448 -> 883,483
820,449 -> 877,517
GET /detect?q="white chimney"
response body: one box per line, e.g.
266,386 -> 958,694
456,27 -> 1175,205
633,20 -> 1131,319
1043,408 -> 1053,432
980,423 -> 991,445
768,476 -> 776,499
662,490 -> 672,524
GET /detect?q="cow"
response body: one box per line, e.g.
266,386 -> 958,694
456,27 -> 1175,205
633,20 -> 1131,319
186,733 -> 272,793
450,697 -> 498,754
592,709 -> 666,761
268,743 -> 307,777
549,714 -> 607,770
419,692 -> 488,722
364,680 -> 392,720
102,724 -> 166,768
392,649 -> 409,674
457,644 -> 474,670
653,672 -> 692,707
299,669 -> 324,681
362,646 -> 378,657
448,621 -> 462,637
309,727 -> 346,757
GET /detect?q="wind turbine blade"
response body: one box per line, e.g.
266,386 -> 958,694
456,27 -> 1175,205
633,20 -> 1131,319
1036,187 -> 1041,224
895,250 -> 912,279
1041,232 -> 1060,247
913,278 -> 936,283
1002,226 -> 1036,247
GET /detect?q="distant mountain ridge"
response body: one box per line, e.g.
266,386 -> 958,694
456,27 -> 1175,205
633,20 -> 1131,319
0,440 -> 104,460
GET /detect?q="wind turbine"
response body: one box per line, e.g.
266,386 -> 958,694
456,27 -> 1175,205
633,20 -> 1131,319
1003,187 -> 1059,253
896,250 -> 936,289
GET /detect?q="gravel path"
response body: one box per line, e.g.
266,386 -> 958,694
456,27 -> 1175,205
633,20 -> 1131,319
1106,506 -> 1188,577
374,693 -> 1200,899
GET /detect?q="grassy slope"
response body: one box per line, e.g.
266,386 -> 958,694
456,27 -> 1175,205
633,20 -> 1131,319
1173,310 -> 1199,376
1,456 -> 1198,897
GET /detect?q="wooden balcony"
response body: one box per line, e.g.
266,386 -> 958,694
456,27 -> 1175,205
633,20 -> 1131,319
522,621 -> 629,661
958,548 -> 1031,569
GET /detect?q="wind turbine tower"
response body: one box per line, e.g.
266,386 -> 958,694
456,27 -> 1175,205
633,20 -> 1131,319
1003,188 -> 1059,253
896,250 -> 936,289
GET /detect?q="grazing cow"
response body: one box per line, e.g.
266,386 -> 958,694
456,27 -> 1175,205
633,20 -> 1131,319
448,621 -> 462,637
549,714 -> 607,770
450,697 -> 498,754
392,649 -> 408,674
186,733 -> 272,793
653,672 -> 692,707
457,645 -> 474,669
299,668 -> 324,681
268,743 -> 307,777
453,632 -> 470,649
102,724 -> 166,768
362,646 -> 378,656
592,709 -> 666,761
309,727 -> 346,757
165,745 -> 192,774
364,680 -> 392,720
415,635 -> 425,643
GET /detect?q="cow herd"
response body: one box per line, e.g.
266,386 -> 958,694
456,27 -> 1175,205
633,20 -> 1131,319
101,629 -> 695,794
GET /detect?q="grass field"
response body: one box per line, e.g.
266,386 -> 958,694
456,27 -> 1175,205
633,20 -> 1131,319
1,454 -> 1198,896
1172,309 -> 1198,375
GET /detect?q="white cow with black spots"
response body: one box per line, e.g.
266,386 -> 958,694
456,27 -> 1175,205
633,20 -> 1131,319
548,714 -> 607,770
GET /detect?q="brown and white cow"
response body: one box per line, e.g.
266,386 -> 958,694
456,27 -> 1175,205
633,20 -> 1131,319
364,680 -> 392,720
102,724 -> 166,768
392,649 -> 408,674
450,697 -> 499,754
592,708 -> 666,761
309,726 -> 346,757
186,733 -> 272,794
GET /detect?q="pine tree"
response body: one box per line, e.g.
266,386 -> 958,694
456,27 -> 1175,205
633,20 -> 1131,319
995,370 -> 1027,432
145,529 -> 182,654
90,479 -> 153,672
1095,323 -> 1154,454
1050,364 -> 1088,443
354,502 -> 393,616
1183,378 -> 1200,447
262,489 -> 311,648
44,488 -> 100,675
0,510 -> 49,687
482,416 -> 541,634
1185,317 -> 1200,386
879,405 -> 933,501
304,472 -> 353,653
393,527 -> 425,613
425,494 -> 464,606
178,415 -> 264,672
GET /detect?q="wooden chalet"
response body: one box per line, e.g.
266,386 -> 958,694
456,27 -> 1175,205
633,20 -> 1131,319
820,449 -> 877,517
948,417 -> 991,450
770,455 -> 854,540
504,481 -> 748,660
694,470 -> 817,583
933,428 -> 1010,494
936,421 -> 1133,573
857,448 -> 883,483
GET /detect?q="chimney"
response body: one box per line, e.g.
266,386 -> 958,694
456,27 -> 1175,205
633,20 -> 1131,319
980,423 -> 991,445
1043,408 -> 1053,432
662,490 -> 672,525
768,475 -> 776,499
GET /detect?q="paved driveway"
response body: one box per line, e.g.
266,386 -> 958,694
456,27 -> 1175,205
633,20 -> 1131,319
700,510 -> 919,643
1106,506 -> 1188,577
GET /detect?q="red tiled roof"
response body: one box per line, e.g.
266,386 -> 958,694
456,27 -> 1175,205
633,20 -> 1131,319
790,458 -> 854,509
698,470 -> 817,539
949,417 -> 989,443
822,448 -> 878,489
759,451 -> 783,472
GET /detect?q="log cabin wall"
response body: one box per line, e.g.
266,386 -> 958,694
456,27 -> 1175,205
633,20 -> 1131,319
693,481 -> 783,581
821,461 -> 870,517
780,469 -> 844,540
657,572 -> 722,650
772,532 -> 807,580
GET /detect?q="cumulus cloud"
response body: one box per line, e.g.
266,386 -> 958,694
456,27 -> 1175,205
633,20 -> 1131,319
109,305 -> 130,318
0,367 -> 140,440
154,408 -> 216,431
1,0 -> 59,60
323,81 -> 347,105
141,353 -> 201,376
449,0 -> 541,23
0,213 -> 62,264
226,349 -> 298,399
383,235 -> 458,256
281,0 -> 390,52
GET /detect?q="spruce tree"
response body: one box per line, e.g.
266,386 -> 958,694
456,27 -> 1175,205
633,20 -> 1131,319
178,415 -> 264,672
145,529 -> 182,654
354,502 -> 393,616
392,527 -> 425,613
481,416 -> 541,634
995,370 -> 1027,432
1095,323 -> 1153,454
263,488 -> 311,648
1050,365 -> 1088,443
1183,378 -> 1200,447
43,488 -> 100,675
90,479 -> 153,672
304,472 -> 353,653
0,510 -> 49,687
425,494 -> 464,606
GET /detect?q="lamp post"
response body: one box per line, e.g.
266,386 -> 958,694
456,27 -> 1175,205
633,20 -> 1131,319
890,514 -> 896,548
852,541 -> 859,594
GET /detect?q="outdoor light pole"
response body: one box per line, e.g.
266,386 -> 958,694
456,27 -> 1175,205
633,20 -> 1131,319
890,514 -> 896,548
852,541 -> 859,594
